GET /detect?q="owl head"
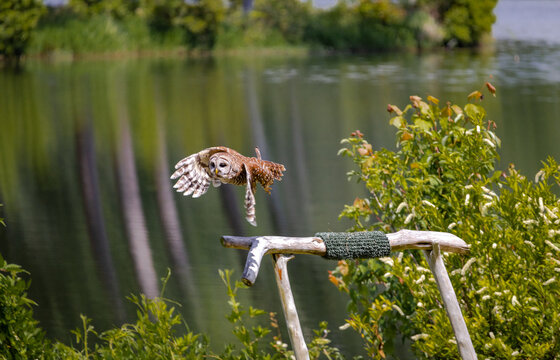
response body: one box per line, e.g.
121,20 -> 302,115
209,153 -> 237,179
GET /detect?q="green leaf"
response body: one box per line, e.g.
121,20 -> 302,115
248,306 -> 266,317
490,170 -> 502,182
464,103 -> 486,120
389,115 -> 406,128
414,118 -> 432,131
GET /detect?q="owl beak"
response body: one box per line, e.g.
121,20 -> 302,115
215,168 -> 219,175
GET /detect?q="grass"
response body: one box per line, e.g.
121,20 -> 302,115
28,15 -> 186,57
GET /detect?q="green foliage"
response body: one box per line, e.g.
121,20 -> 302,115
0,256 -> 343,359
180,0 -> 226,50
218,269 -> 344,359
0,0 -> 45,60
29,7 -> 188,55
56,295 -> 210,358
68,0 -> 137,19
23,0 -> 498,58
219,269 -> 278,358
146,0 -> 226,49
306,0 -> 497,50
31,15 -> 137,54
306,0 -> 416,51
334,88 -> 560,358
251,0 -> 311,44
421,0 -> 498,46
0,253 -> 51,359
216,0 -> 309,49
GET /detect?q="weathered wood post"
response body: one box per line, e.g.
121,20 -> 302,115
424,242 -> 477,360
221,230 -> 476,360
272,254 -> 309,360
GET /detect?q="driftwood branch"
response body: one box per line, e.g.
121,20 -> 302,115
222,236 -> 325,286
388,230 -> 470,253
221,230 -> 469,286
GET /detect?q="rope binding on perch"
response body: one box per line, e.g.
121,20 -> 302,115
315,231 -> 391,260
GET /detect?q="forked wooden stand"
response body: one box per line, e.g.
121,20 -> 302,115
221,230 -> 477,360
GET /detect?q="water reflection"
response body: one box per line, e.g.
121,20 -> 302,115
74,86 -> 125,321
0,41 -> 559,355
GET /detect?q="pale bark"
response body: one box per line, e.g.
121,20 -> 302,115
273,254 -> 310,360
222,230 -> 469,285
424,243 -> 477,360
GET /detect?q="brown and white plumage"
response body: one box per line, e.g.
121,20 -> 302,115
170,146 -> 285,226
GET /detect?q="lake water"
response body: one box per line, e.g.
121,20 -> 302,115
1,1 -> 559,357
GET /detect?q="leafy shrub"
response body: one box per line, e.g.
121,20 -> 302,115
215,0 -> 308,49
333,86 -> 560,358
419,0 -> 498,46
0,253 -> 51,359
30,13 -> 186,56
217,269 -> 344,359
181,0 -> 226,50
0,254 -> 342,359
0,0 -> 45,61
68,0 -> 136,20
21,0 -> 499,57
30,15 -> 130,54
53,289 -> 210,358
306,0 -> 415,52
251,0 -> 311,44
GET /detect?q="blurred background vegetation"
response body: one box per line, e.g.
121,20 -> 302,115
1,0 -> 498,62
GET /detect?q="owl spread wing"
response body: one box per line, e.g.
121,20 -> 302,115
170,147 -> 229,198
244,163 -> 257,226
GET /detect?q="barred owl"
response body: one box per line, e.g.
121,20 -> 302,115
170,146 -> 285,226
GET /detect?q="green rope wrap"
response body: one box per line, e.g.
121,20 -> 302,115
315,231 -> 391,260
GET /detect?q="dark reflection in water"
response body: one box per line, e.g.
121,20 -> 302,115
74,83 -> 125,322
0,40 -> 559,356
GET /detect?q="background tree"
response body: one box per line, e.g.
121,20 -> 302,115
0,0 -> 45,62
418,0 -> 498,46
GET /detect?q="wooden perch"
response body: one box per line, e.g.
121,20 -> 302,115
221,230 -> 475,360
221,230 -> 469,286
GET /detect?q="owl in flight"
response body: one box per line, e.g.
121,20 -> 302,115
170,146 -> 285,226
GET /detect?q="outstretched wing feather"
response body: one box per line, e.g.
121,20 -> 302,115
170,147 -> 229,198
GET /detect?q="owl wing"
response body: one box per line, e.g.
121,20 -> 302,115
244,163 -> 257,226
170,147 -> 230,198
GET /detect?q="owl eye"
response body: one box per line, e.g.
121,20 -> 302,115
219,162 -> 227,168
210,161 -> 215,168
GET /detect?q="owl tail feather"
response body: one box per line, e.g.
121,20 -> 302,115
245,184 -> 257,226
